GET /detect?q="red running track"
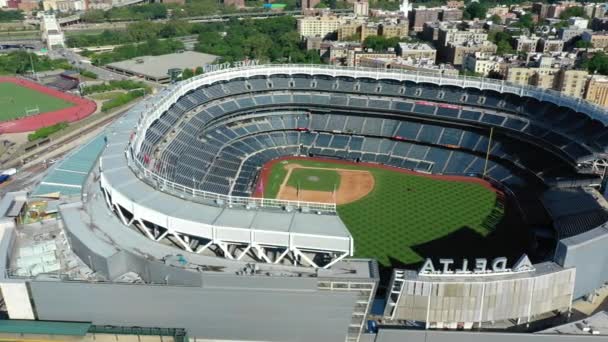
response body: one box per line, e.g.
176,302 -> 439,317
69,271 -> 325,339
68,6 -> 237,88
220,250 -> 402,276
0,77 -> 97,133
253,155 -> 500,198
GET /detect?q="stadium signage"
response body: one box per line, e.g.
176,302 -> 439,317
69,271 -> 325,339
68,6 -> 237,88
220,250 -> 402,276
418,254 -> 534,276
203,59 -> 259,73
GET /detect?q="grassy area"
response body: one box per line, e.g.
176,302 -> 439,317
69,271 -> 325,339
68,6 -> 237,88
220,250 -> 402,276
0,83 -> 74,122
286,168 -> 340,192
264,158 -> 503,266
28,122 -> 69,141
89,91 -> 123,101
101,89 -> 145,112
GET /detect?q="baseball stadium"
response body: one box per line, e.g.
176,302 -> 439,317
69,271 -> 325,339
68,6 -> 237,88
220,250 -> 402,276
2,65 -> 608,342
0,77 -> 96,133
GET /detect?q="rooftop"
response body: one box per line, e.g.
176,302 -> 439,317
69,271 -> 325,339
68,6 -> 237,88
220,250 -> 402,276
106,51 -> 219,80
398,42 -> 436,50
539,311 -> 608,335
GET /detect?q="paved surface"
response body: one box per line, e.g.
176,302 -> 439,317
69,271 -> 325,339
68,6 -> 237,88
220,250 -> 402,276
50,48 -> 127,82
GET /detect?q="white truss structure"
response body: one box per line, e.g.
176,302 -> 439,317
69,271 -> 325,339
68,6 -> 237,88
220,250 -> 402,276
99,170 -> 352,269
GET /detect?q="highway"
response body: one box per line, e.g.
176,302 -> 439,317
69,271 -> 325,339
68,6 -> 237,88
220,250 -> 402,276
58,8 -> 353,27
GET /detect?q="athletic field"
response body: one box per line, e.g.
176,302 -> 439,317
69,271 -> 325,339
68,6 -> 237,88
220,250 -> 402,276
0,82 -> 74,122
260,157 -> 504,266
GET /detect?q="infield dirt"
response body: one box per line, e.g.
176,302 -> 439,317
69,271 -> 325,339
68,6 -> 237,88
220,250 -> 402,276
277,164 -> 375,204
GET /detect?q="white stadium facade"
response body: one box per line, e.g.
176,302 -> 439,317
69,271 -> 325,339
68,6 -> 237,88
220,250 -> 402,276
1,65 -> 608,341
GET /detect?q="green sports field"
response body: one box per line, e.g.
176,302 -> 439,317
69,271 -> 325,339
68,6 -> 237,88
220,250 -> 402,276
0,82 -> 74,122
264,158 -> 504,267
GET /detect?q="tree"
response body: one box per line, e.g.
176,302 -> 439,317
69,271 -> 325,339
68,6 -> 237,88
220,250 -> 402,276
181,68 -> 195,80
584,52 -> 608,75
363,35 -> 400,51
576,40 -> 593,49
490,14 -> 502,25
515,13 -> 534,30
489,31 -> 515,55
559,6 -> 586,20
463,2 -> 488,20
81,9 -> 105,23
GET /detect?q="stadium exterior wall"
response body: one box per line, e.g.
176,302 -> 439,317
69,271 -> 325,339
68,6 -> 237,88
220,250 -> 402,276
554,224 -> 608,299
28,279 -> 358,342
371,328 -> 608,342
383,264 -> 575,328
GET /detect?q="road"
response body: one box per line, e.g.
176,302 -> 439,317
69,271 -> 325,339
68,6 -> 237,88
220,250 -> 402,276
49,48 -> 128,82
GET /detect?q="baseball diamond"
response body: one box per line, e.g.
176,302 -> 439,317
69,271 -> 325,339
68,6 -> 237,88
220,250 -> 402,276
257,156 -> 504,266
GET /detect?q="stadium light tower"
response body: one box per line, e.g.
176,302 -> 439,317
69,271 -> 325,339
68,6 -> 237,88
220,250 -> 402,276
482,127 -> 494,178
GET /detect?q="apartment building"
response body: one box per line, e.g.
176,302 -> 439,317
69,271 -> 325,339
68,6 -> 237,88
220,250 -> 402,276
585,75 -> 608,107
538,38 -> 564,53
463,52 -> 501,76
297,15 -> 343,38
409,7 -> 440,32
514,35 -> 540,53
555,69 -> 589,98
397,43 -> 436,62
582,31 -> 608,49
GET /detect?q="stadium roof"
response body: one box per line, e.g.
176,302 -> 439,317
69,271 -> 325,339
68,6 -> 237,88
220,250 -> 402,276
106,51 -> 219,82
98,104 -> 353,263
32,134 -> 105,198
0,320 -> 91,336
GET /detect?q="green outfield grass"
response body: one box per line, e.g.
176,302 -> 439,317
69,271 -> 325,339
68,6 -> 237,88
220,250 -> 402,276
286,168 -> 340,192
0,82 -> 74,122
264,158 -> 503,266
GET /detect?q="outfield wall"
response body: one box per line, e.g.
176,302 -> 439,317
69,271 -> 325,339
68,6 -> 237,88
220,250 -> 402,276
0,77 -> 96,133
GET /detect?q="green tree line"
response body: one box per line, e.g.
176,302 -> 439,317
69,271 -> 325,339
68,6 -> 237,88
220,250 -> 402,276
0,10 -> 24,22
0,51 -> 72,75
89,38 -> 185,65
66,21 -> 201,48
28,122 -> 68,142
81,3 -> 168,22
82,80 -> 150,95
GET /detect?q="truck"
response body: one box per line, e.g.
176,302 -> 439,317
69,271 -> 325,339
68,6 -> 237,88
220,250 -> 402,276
0,168 -> 17,185
1,168 -> 17,176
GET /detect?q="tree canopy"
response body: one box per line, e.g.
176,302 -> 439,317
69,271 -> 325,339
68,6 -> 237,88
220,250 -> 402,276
488,31 -> 515,55
559,6 -> 587,20
362,35 -> 401,51
463,2 -> 488,20
195,17 -> 321,63
90,38 -> 185,65
0,51 -> 72,75
66,21 -> 202,48
0,10 -> 24,22
583,52 -> 608,75
81,4 -> 168,22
